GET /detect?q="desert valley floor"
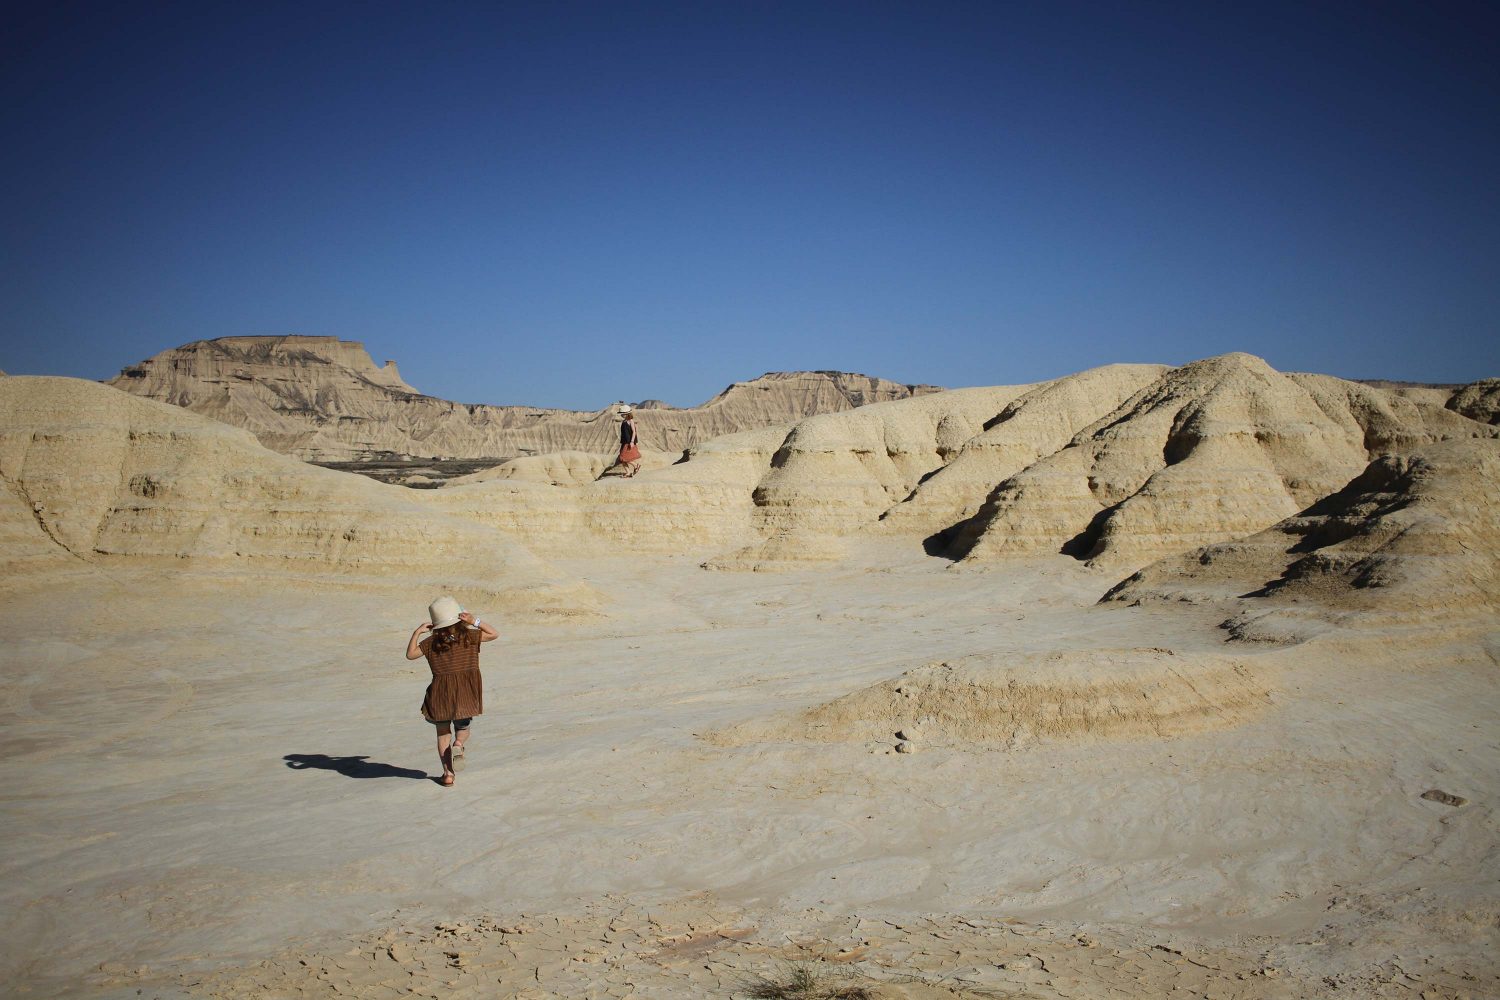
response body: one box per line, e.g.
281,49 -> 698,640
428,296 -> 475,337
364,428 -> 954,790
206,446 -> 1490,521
2,548 -> 1495,999
1,355 -> 1497,998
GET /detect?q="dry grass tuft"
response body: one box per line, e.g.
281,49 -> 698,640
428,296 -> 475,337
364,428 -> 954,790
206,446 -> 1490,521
739,961 -> 878,999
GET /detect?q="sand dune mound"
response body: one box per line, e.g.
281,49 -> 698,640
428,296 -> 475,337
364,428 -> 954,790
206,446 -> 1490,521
0,377 -> 587,611
108,336 -> 940,463
709,648 -> 1271,749
1448,378 -> 1500,425
941,353 -> 1491,570
1104,438 -> 1500,622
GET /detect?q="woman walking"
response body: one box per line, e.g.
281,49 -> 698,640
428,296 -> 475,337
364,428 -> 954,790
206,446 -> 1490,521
406,596 -> 497,786
618,404 -> 642,477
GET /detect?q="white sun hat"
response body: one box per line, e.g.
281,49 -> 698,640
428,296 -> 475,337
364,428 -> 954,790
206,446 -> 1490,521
428,595 -> 463,628
618,404 -> 632,414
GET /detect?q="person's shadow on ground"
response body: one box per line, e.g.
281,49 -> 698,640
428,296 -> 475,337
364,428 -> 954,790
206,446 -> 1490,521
284,753 -> 430,781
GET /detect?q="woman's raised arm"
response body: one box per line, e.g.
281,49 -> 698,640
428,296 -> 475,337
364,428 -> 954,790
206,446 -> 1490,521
406,623 -> 432,660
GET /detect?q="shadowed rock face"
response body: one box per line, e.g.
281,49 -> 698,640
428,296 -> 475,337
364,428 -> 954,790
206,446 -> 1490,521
1103,438 -> 1500,620
1448,378 -> 1500,425
938,354 -> 1494,570
106,336 -> 942,463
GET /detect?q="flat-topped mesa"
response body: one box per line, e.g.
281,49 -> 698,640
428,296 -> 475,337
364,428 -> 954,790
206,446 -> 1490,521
106,336 -> 943,464
114,335 -> 419,395
701,370 -> 942,410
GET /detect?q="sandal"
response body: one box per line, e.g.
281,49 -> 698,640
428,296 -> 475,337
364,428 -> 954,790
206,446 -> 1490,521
440,773 -> 455,787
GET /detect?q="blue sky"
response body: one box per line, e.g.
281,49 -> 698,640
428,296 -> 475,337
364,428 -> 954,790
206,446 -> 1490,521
2,1 -> 1496,408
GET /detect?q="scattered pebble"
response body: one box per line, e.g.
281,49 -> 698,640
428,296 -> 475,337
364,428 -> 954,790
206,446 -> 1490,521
1420,789 -> 1468,807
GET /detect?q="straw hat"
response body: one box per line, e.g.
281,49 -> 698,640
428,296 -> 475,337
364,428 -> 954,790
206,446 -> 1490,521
428,595 -> 463,629
618,404 -> 633,415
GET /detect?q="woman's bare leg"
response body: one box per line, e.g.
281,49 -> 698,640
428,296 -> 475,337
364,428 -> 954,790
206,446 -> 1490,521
435,723 -> 455,783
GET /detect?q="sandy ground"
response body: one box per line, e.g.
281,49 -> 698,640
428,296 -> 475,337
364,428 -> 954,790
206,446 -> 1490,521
1,547 -> 1496,998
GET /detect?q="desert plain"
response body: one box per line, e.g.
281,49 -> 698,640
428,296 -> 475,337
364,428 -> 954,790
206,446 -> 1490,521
1,346 -> 1497,999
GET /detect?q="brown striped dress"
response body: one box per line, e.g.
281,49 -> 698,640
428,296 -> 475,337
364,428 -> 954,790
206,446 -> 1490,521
418,629 -> 484,723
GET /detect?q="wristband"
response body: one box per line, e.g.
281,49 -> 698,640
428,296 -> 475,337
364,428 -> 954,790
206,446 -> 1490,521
472,618 -> 482,628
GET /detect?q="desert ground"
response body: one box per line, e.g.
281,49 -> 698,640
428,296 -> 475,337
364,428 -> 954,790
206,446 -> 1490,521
1,358 -> 1497,998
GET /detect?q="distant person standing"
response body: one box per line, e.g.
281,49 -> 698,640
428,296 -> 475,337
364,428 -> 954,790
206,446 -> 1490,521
618,404 -> 642,477
405,596 -> 497,787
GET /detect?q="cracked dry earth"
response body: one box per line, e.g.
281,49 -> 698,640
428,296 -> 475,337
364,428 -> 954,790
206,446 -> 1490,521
172,896 -> 1491,1000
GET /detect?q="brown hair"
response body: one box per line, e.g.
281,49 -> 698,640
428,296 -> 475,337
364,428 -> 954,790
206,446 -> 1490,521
429,622 -> 474,655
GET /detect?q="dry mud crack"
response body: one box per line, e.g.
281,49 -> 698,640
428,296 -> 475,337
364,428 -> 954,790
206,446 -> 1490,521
162,895 -> 1493,999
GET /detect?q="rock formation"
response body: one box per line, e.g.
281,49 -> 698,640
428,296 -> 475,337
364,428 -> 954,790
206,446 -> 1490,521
18,352 -> 1498,605
1448,378 -> 1500,425
939,354 -> 1493,570
106,336 -> 942,463
709,648 -> 1272,748
413,353 -> 1498,576
1104,438 -> 1500,623
0,376 -> 590,614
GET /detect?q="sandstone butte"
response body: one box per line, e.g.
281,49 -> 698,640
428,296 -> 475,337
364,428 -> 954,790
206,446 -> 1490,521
105,335 -> 942,463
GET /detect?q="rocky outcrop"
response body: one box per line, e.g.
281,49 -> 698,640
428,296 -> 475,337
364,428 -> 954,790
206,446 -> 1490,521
878,364 -> 1169,540
0,376 -> 592,614
708,648 -> 1272,748
1104,438 -> 1500,621
431,424 -> 791,559
940,354 -> 1493,570
1448,378 -> 1500,425
106,336 -> 942,463
418,354 -> 1495,576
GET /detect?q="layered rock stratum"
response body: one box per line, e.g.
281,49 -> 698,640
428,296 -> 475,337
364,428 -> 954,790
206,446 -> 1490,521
16,352 -> 1499,591
106,336 -> 941,462
0,376 -> 592,614
1105,437 -> 1500,624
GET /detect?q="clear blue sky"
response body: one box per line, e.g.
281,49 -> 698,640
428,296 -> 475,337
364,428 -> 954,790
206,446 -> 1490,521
2,1 -> 1496,408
